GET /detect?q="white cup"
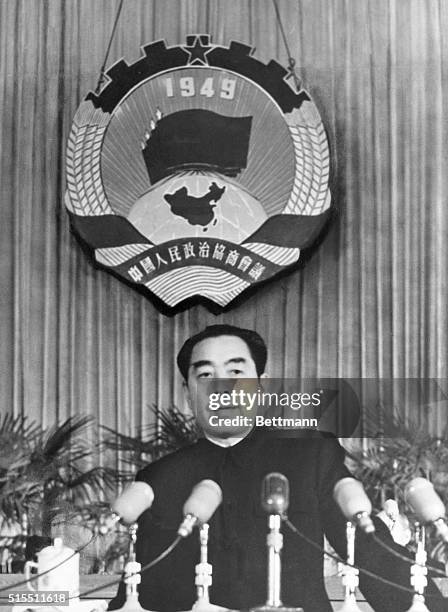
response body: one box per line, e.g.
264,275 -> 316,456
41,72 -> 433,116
24,537 -> 79,598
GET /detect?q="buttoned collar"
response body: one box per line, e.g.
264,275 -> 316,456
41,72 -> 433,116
199,427 -> 269,467
204,432 -> 251,447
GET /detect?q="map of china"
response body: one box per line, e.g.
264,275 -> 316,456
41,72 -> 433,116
164,182 -> 226,229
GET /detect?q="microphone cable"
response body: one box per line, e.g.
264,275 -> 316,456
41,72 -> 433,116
284,517 -> 446,602
371,533 -> 446,577
68,535 -> 182,601
0,529 -> 99,594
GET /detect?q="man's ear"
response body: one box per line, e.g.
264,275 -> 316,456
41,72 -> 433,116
182,380 -> 191,408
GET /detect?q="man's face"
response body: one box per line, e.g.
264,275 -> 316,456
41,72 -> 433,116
185,335 -> 262,438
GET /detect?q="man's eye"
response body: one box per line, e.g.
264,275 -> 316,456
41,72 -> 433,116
230,369 -> 243,375
197,372 -> 212,378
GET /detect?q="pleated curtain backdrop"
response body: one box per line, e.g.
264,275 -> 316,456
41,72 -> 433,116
0,0 -> 447,442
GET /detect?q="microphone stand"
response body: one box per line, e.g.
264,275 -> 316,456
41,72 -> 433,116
250,514 -> 303,612
189,524 -> 228,612
115,523 -> 157,612
194,524 -> 212,607
407,523 -> 430,612
267,514 -> 283,607
338,522 -> 362,612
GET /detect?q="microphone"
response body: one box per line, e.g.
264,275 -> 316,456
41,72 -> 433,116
333,477 -> 375,534
262,472 -> 290,516
405,477 -> 448,543
103,483 -> 155,612
178,480 -> 223,538
111,482 -> 155,525
260,473 -> 289,609
251,473 -> 304,612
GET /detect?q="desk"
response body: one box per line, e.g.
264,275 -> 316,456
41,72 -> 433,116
1,575 -> 447,611
0,575 -> 371,610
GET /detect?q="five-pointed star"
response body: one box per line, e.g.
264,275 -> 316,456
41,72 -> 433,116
183,36 -> 213,65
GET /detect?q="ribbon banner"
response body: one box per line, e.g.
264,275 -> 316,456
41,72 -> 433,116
65,35 -> 332,311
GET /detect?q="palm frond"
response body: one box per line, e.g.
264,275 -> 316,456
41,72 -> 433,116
39,415 -> 94,459
350,405 -> 448,508
66,466 -> 116,493
0,413 -> 40,472
0,413 -> 41,440
102,405 -> 200,469
102,426 -> 157,456
154,406 -> 200,452
0,411 -> 118,536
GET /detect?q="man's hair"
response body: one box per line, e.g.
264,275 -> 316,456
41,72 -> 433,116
177,324 -> 267,380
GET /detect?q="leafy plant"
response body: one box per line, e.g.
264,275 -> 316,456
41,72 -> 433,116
348,407 -> 448,507
155,406 -> 200,454
0,414 -> 116,536
348,405 -> 448,560
103,405 -> 200,471
0,413 -> 42,520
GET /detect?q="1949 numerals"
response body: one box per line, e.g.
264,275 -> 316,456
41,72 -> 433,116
165,76 -> 236,100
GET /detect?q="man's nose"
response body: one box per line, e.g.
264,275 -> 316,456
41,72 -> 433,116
208,377 -> 235,394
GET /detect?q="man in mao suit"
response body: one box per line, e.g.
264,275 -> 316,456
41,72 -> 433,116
109,324 -> 445,612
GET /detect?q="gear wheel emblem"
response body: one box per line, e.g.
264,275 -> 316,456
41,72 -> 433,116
65,35 -> 332,312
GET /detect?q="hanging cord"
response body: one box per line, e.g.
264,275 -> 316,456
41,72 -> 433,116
67,535 -> 182,601
272,0 -> 302,92
0,530 -> 99,594
95,0 -> 125,94
284,518 -> 445,601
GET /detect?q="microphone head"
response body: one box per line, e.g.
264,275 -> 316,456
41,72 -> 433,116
405,477 -> 446,523
333,477 -> 372,522
111,481 -> 155,524
261,472 -> 290,515
183,479 -> 223,523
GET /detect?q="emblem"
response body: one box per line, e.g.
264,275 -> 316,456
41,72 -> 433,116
65,35 -> 332,310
